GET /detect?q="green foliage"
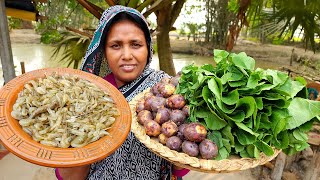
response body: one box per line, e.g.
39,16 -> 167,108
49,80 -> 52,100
176,49 -> 320,159
247,0 -> 320,52
227,0 -> 239,13
7,17 -> 22,30
272,0 -> 320,52
40,30 -> 63,44
51,32 -> 90,69
152,43 -> 158,54
35,0 -> 99,43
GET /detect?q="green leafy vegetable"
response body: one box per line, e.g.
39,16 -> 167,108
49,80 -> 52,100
176,49 -> 320,159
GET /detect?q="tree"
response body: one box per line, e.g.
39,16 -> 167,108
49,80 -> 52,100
241,0 -> 320,52
153,0 -> 186,76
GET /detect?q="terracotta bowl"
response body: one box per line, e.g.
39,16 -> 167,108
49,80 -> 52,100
0,68 -> 131,167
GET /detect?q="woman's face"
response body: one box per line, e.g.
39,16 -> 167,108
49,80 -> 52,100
105,19 -> 148,87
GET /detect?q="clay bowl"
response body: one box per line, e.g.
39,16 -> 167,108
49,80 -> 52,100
0,68 -> 131,167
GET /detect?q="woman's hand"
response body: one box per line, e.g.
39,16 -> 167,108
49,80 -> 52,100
57,165 -> 90,180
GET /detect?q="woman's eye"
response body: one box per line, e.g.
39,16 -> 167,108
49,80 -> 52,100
111,44 -> 120,49
132,43 -> 142,48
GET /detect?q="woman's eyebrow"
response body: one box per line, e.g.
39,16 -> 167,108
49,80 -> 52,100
107,40 -> 121,44
131,39 -> 144,43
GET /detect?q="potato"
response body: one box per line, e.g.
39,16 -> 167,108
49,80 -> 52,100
144,92 -> 154,99
182,140 -> 199,157
182,105 -> 189,117
150,97 -> 166,112
166,136 -> 182,151
161,77 -> 171,84
183,123 -> 207,142
154,107 -> 171,124
178,123 -> 188,134
144,120 -> 161,137
137,110 -> 153,125
176,123 -> 188,140
158,133 -> 168,144
170,76 -> 180,87
158,83 -> 176,97
199,139 -> 218,159
170,110 -> 186,126
176,131 -> 184,141
144,96 -> 156,111
167,94 -> 186,109
151,83 -> 161,96
161,121 -> 178,137
136,100 -> 145,113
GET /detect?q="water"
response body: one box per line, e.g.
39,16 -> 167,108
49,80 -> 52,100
0,44 -> 215,84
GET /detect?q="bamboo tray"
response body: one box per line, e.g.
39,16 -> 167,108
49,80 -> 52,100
0,68 -> 131,167
129,89 -> 281,173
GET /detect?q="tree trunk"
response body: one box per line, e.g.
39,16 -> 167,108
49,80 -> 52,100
0,0 -> 16,85
156,7 -> 175,76
205,0 -> 211,43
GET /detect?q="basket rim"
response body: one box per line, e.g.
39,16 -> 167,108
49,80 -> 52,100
129,88 -> 281,173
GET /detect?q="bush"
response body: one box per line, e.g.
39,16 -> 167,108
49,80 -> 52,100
40,30 -> 63,44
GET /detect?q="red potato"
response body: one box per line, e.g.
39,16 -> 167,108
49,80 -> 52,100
161,121 -> 178,137
182,141 -> 199,157
166,136 -> 182,151
176,123 -> 188,140
154,107 -> 171,124
199,139 -> 218,159
182,105 -> 190,117
158,83 -> 176,98
178,123 -> 188,134
144,96 -> 156,111
150,97 -> 166,112
137,110 -> 153,125
144,92 -> 154,99
183,123 -> 207,142
167,94 -> 186,109
170,76 -> 180,87
144,120 -> 161,137
136,100 -> 145,113
161,77 -> 171,84
176,131 -> 185,141
158,133 -> 168,144
170,110 -> 186,126
151,83 -> 162,96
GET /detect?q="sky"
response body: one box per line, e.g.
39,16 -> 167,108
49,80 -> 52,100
147,1 -> 206,30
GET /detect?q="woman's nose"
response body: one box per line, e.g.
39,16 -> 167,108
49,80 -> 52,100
122,46 -> 132,60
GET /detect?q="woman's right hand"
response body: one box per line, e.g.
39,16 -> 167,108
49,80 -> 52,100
57,165 -> 90,180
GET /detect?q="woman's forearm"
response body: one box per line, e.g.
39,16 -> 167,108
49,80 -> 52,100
57,165 -> 90,180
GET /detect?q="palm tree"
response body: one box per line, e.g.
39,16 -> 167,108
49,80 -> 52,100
246,0 -> 320,52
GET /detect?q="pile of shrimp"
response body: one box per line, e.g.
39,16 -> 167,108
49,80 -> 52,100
11,73 -> 119,148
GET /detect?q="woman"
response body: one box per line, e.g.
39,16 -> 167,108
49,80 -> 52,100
56,5 -> 189,180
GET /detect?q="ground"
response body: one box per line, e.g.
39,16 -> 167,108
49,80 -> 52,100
1,29 -> 319,180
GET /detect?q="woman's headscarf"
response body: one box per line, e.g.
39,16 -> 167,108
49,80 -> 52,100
79,5 -> 172,180
80,5 -> 168,101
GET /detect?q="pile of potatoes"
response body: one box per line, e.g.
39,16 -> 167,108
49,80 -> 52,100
136,74 -> 218,160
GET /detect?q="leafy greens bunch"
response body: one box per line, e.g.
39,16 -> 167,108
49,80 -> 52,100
176,49 -> 320,160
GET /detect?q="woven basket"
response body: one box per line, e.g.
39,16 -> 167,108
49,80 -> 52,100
129,89 -> 281,173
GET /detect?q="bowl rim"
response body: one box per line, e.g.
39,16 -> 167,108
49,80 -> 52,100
0,67 -> 131,167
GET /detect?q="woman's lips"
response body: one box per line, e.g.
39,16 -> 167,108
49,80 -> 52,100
120,64 -> 137,72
